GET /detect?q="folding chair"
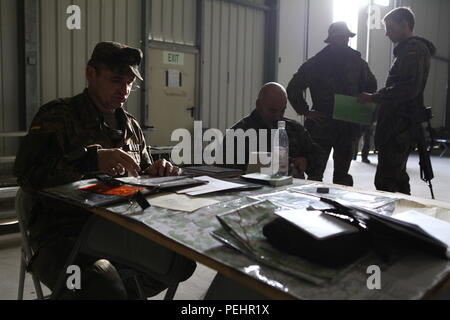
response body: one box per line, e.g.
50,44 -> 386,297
49,214 -> 196,300
16,188 -> 47,300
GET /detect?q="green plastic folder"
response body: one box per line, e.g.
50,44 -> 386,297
333,94 -> 376,124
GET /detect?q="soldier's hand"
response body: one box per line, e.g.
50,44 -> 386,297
292,157 -> 308,175
145,159 -> 181,177
357,93 -> 373,104
98,149 -> 141,177
305,111 -> 326,122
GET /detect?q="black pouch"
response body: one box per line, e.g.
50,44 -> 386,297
263,217 -> 369,268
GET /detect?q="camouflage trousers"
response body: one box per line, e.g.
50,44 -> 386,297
305,119 -> 359,186
375,130 -> 414,195
31,213 -> 196,299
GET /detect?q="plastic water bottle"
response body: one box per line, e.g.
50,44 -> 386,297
275,121 -> 289,176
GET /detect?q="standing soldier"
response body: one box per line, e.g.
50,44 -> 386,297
287,22 -> 377,186
358,7 -> 436,195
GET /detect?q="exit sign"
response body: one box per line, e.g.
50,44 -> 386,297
163,51 -> 184,65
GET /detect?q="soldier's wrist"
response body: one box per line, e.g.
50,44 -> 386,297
64,145 -> 101,173
372,93 -> 381,104
85,145 -> 102,172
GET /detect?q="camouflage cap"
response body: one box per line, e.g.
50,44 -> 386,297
324,22 -> 356,43
88,41 -> 143,81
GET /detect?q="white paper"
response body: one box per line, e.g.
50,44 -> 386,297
148,193 -> 219,213
393,210 -> 450,251
176,176 -> 244,196
167,69 -> 181,88
274,209 -> 359,240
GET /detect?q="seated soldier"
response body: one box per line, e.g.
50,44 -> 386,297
221,82 -> 325,180
13,41 -> 196,299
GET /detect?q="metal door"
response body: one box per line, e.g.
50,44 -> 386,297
147,47 -> 197,146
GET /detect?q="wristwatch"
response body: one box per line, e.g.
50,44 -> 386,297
64,145 -> 101,172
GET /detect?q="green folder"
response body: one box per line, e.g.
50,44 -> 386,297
333,94 -> 376,124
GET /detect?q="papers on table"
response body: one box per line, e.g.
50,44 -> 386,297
393,210 -> 450,258
242,173 -> 293,187
274,209 -> 359,240
333,94 -> 376,124
176,176 -> 244,196
148,193 -> 219,213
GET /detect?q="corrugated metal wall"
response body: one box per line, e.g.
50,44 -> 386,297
1,0 -> 270,164
401,0 -> 450,129
39,0 -> 143,119
278,0 -> 308,121
201,0 -> 266,133
0,0 -> 20,165
149,0 -> 197,45
365,2 -> 395,93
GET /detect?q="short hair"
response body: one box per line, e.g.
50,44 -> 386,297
383,7 -> 415,31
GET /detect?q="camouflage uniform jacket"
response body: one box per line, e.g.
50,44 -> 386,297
287,45 -> 377,118
287,46 -> 377,141
372,37 -> 436,148
224,110 -> 326,179
13,89 -> 153,246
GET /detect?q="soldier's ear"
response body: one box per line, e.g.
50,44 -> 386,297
86,65 -> 97,82
256,99 -> 262,112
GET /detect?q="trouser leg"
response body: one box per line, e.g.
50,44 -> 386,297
31,237 -> 127,300
375,134 -> 413,195
332,139 -> 355,186
362,125 -> 372,159
311,140 -> 332,182
82,216 -> 197,298
305,120 -> 333,182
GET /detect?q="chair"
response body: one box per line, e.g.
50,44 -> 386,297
16,188 -> 196,300
16,188 -> 46,300
51,214 -> 196,300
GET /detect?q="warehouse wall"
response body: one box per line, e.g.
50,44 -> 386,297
277,0 -> 308,121
200,0 -> 267,133
1,0 -> 270,165
149,0 -> 197,45
39,0 -> 143,119
0,0 -> 21,167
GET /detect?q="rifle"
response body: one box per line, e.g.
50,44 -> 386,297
411,107 -> 435,199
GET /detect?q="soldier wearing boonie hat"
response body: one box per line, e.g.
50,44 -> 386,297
287,21 -> 378,187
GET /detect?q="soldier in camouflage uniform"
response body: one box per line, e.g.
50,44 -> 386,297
223,83 -> 325,180
358,7 -> 436,195
13,42 -> 195,299
287,22 -> 377,186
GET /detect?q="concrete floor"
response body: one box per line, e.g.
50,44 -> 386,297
1,153 -> 449,300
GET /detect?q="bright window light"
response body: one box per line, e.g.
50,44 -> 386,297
374,0 -> 390,7
333,0 -> 360,49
